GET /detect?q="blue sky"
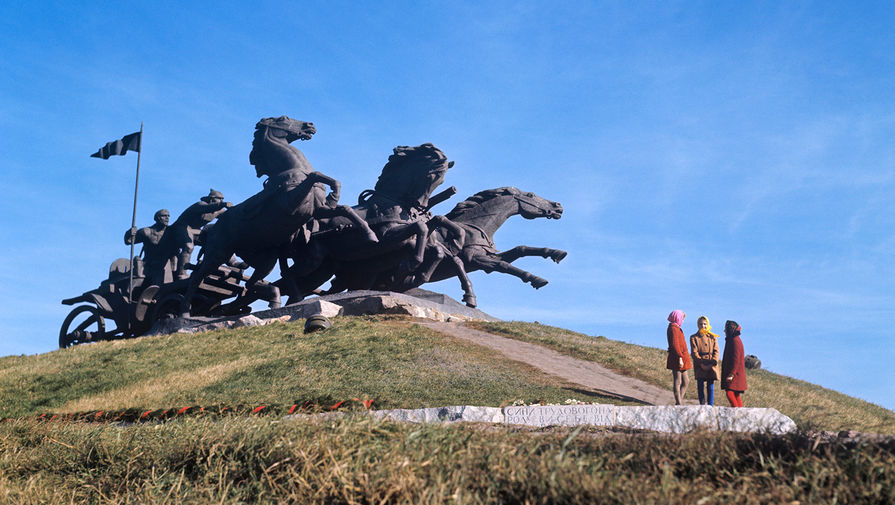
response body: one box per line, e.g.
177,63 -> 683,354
1,2 -> 893,411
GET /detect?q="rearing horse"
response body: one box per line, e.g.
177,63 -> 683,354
369,187 -> 566,307
276,143 -> 456,303
180,116 -> 376,316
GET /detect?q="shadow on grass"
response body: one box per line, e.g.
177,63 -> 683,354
562,386 -> 651,406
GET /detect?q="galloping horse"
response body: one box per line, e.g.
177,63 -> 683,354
368,187 -> 566,307
180,116 -> 376,316
276,143 -> 457,303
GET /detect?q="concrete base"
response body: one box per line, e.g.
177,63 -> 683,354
146,289 -> 499,336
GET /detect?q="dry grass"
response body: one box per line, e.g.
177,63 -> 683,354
469,321 -> 895,433
59,358 -> 267,412
0,415 -> 892,504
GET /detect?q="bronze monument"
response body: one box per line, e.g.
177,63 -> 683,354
59,116 -> 566,347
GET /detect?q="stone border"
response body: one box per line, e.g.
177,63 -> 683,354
304,404 -> 798,435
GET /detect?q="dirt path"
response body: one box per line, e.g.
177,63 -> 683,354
420,321 -> 677,406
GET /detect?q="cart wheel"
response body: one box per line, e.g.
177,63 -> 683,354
150,294 -> 184,323
59,305 -> 106,348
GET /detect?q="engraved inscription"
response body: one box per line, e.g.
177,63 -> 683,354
503,405 -> 615,427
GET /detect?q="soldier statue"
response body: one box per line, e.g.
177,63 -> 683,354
124,208 -> 171,288
162,189 -> 232,279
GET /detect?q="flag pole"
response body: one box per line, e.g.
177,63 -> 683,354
127,122 -> 143,306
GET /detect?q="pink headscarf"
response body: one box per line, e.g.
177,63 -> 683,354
667,310 -> 685,327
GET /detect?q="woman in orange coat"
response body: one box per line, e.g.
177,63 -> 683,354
666,310 -> 692,405
689,316 -> 720,405
721,320 -> 747,407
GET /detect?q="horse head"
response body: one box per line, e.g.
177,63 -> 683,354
443,187 -> 563,240
250,116 -> 316,179
372,143 -> 453,208
447,187 -> 563,222
511,188 -> 564,220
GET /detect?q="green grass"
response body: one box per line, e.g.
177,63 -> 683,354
469,321 -> 895,433
0,316 -> 630,419
0,415 -> 892,504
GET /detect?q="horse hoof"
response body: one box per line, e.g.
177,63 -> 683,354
552,251 -> 567,263
530,278 -> 548,289
463,295 -> 477,308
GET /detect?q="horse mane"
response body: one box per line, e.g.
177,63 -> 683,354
373,143 -> 448,194
445,187 -> 521,219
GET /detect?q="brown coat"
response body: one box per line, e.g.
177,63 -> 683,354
721,335 -> 747,391
689,332 -> 720,381
666,324 -> 692,371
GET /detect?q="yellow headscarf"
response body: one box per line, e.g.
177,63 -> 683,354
697,316 -> 719,338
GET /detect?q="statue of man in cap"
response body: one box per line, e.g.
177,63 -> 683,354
161,189 -> 233,279
124,208 -> 172,287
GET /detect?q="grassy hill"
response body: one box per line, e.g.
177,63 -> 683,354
0,316 -> 639,419
1,315 -> 893,503
2,316 -> 891,432
469,321 -> 895,434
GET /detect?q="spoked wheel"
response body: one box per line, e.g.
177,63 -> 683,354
150,293 -> 184,323
59,305 -> 106,348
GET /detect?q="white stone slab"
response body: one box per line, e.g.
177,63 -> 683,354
716,407 -> 797,435
296,299 -> 344,319
371,406 -> 503,424
284,404 -> 797,435
503,404 -> 616,427
614,405 -> 719,433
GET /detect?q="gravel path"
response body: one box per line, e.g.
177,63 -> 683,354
420,321 -> 677,406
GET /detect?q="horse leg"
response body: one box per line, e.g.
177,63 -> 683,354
294,265 -> 337,299
396,221 -> 429,268
307,172 -> 342,208
447,254 -> 477,307
306,172 -> 377,243
471,254 -> 549,289
497,246 -> 568,264
417,246 -> 446,283
277,253 -> 301,304
314,205 -> 378,243
281,263 -> 333,305
245,255 -> 278,300
429,215 -> 465,250
224,253 -> 279,312
252,280 -> 281,309
279,242 -> 329,304
401,244 -> 445,288
371,221 -> 430,271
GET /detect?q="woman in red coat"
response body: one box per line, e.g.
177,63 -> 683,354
666,310 -> 692,405
721,320 -> 747,407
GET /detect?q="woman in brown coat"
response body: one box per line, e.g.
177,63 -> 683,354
721,320 -> 747,407
689,316 -> 720,405
666,310 -> 691,405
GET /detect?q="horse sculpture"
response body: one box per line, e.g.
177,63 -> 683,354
275,143 -> 461,303
61,115 -> 570,349
180,116 -> 377,316
363,187 -> 566,307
